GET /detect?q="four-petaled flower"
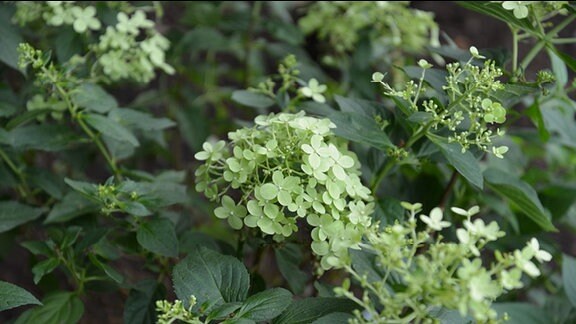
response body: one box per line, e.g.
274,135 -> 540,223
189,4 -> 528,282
527,238 -> 552,263
214,195 -> 247,230
300,78 -> 327,103
502,1 -> 530,19
420,207 -> 451,231
71,6 -> 101,33
194,140 -> 226,161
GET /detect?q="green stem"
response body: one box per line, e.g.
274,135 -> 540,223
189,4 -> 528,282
0,147 -> 32,198
511,27 -> 519,78
77,115 -> 121,179
551,37 -> 576,44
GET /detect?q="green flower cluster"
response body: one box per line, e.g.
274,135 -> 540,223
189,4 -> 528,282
156,296 -> 202,324
14,1 -> 101,33
373,47 -> 509,157
12,2 -> 174,84
94,10 -> 175,83
195,112 -> 374,269
299,1 -> 438,54
499,1 -> 569,19
336,203 -> 551,323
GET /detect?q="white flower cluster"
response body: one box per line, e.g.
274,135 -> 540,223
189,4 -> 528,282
195,112 -> 374,269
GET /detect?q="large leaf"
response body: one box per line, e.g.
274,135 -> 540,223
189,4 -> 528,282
274,244 -> 307,294
123,280 -> 162,324
0,201 -> 44,233
273,297 -> 359,324
5,125 -> 79,151
0,281 -> 42,311
16,292 -> 84,324
492,303 -> 550,324
428,134 -> 483,190
312,313 -> 354,324
235,288 -> 292,321
484,168 -> 556,231
563,254 -> 576,308
71,83 -> 118,113
456,2 -> 537,33
136,218 -> 179,258
172,247 -> 250,312
84,113 -> 139,147
328,111 -> 393,151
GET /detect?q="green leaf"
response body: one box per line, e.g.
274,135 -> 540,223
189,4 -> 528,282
334,96 -> 386,119
84,113 -> 139,146
108,108 -> 175,131
136,218 -> 179,258
0,201 -> 44,233
0,281 -> 42,312
312,312 -> 354,324
492,302 -> 550,324
16,292 -> 84,324
540,99 -> 576,149
232,90 -> 276,110
32,258 -> 60,284
428,134 -> 483,190
273,297 -> 359,324
45,192 -> 100,224
71,83 -> 118,113
548,49 -> 568,87
123,280 -> 162,324
5,109 -> 52,130
0,6 -> 24,72
235,288 -> 292,321
327,111 -> 393,151
456,2 -> 537,33
5,125 -> 79,151
88,254 -> 124,284
484,168 -> 556,231
64,178 -> 98,197
548,46 -> 576,72
275,244 -> 307,294
206,302 -> 243,321
29,168 -> 65,199
493,83 -> 540,107
563,254 -> 576,308
172,246 -> 249,313
525,100 -> 550,142
540,184 -> 576,220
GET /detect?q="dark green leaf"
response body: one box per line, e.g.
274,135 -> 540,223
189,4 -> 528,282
29,168 -> 65,199
312,312 -> 354,324
408,111 -> 434,123
84,113 -> 139,146
179,231 -> 222,254
64,178 -> 98,197
21,241 -> 53,256
32,258 -> 60,284
0,8 -> 24,72
72,83 -> 118,113
5,125 -> 79,151
493,302 -> 550,324
525,100 -> 550,142
273,297 -> 359,324
328,111 -> 393,151
275,244 -> 307,294
235,288 -> 292,321
0,102 -> 18,118
123,280 -> 162,324
540,99 -> 576,149
108,108 -> 175,131
172,246 -> 250,312
5,109 -> 51,130
136,218 -> 179,258
484,168 -> 556,231
334,96 -> 386,118
0,201 -> 44,233
549,49 -> 568,87
539,184 -> 576,220
88,254 -> 124,284
232,90 -> 276,110
45,192 -> 100,224
563,254 -> 576,308
428,134 -> 483,190
0,281 -> 42,312
456,2 -> 537,33
16,292 -> 84,324
350,249 -> 384,283
493,83 -> 540,107
206,302 -> 243,321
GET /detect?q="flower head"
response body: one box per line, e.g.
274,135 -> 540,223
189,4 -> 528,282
420,207 -> 451,231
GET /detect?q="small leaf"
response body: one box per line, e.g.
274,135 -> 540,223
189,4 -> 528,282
273,297 -> 359,324
45,192 -> 100,224
0,201 -> 44,233
235,288 -> 292,321
88,254 -> 124,284
484,168 -> 556,231
428,134 -> 483,190
136,218 -> 179,258
84,113 -> 139,146
563,254 -> 576,308
32,258 -> 60,284
71,83 -> 118,113
0,281 -> 42,311
64,178 -> 98,197
16,292 -> 84,324
232,90 -> 276,110
173,247 -> 250,313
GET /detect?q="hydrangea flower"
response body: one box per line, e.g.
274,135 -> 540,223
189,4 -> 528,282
502,1 -> 530,19
71,6 -> 101,33
300,78 -> 327,103
419,207 -> 450,231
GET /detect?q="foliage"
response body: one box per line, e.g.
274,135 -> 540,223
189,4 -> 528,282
0,1 -> 575,324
